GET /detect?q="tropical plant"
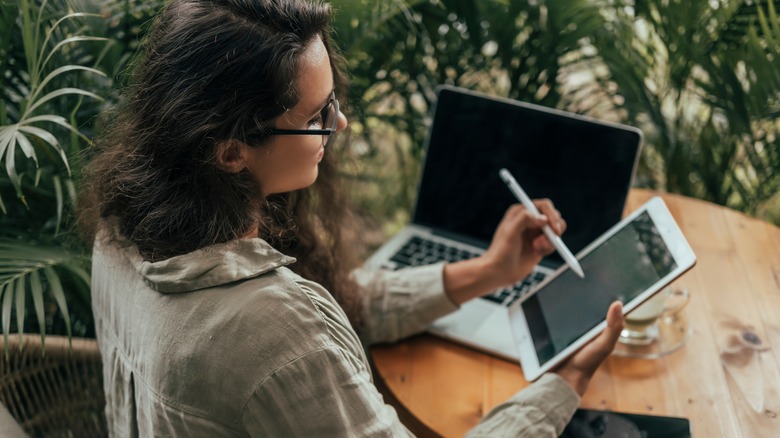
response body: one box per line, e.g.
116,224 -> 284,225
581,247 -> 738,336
591,0 -> 780,217
0,0 -> 108,351
330,0 -> 618,239
331,0 -> 780,235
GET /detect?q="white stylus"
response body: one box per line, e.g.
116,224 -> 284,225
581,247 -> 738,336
499,168 -> 585,278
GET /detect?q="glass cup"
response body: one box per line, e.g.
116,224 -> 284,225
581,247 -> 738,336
620,288 -> 690,346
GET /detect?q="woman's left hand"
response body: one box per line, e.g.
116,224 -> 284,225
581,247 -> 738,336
554,301 -> 625,395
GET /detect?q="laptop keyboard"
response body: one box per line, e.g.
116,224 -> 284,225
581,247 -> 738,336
389,236 -> 479,266
388,236 -> 547,307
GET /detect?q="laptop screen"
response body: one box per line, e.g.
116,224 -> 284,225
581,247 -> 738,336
413,87 -> 642,267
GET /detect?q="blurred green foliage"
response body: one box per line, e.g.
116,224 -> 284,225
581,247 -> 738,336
332,0 -> 779,235
594,0 -> 780,215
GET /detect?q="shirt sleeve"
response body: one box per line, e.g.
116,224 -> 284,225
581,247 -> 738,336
241,345 -> 413,437
351,262 -> 459,345
241,345 -> 578,438
465,373 -> 581,437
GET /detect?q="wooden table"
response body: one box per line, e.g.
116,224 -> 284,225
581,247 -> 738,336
371,190 -> 780,437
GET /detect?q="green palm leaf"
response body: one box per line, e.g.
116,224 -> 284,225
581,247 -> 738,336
590,0 -> 779,216
24,87 -> 103,118
45,266 -> 71,342
14,274 -> 25,345
30,65 -> 106,105
1,0 -> 106,208
1,281 -> 13,357
0,239 -> 89,354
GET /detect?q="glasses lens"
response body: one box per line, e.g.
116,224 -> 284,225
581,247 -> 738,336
330,98 -> 339,130
321,101 -> 335,129
323,98 -> 339,148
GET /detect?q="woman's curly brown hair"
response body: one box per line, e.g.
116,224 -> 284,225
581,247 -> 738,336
78,0 -> 362,325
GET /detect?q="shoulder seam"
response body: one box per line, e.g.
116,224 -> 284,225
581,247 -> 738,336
291,274 -> 366,373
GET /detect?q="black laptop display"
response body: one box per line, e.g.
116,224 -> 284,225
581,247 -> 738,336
414,87 -> 643,268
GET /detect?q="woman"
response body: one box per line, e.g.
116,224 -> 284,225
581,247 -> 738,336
79,0 -> 624,436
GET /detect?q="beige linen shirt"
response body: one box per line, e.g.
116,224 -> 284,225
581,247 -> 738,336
92,233 -> 579,437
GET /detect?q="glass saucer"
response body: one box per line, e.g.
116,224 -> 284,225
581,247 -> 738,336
613,312 -> 691,359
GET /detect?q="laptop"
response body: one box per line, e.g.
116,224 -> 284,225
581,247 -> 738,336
364,85 -> 643,361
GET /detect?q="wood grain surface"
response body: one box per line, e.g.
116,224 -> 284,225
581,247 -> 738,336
371,190 -> 780,437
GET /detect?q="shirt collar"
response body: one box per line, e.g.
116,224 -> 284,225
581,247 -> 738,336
126,238 -> 297,294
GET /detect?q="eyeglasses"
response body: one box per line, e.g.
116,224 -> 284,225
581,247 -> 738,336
268,92 -> 339,148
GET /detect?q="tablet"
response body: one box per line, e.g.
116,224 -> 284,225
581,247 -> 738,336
509,197 -> 696,381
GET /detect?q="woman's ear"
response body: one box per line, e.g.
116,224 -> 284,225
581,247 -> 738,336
214,140 -> 249,173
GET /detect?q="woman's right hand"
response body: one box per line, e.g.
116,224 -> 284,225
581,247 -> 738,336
442,200 -> 566,305
480,199 -> 566,289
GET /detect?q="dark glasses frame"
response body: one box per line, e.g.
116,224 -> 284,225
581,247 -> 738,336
267,92 -> 339,148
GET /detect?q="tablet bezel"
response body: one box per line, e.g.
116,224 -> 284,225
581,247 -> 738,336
509,196 -> 697,381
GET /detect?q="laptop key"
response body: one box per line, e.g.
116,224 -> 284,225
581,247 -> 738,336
390,254 -> 412,267
481,293 -> 506,305
504,293 -> 523,306
400,246 -> 417,257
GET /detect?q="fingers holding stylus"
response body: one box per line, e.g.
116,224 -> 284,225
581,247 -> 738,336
534,199 -> 566,235
505,204 -> 546,231
531,199 -> 566,256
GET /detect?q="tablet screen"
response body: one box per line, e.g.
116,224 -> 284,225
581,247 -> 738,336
523,211 -> 678,364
